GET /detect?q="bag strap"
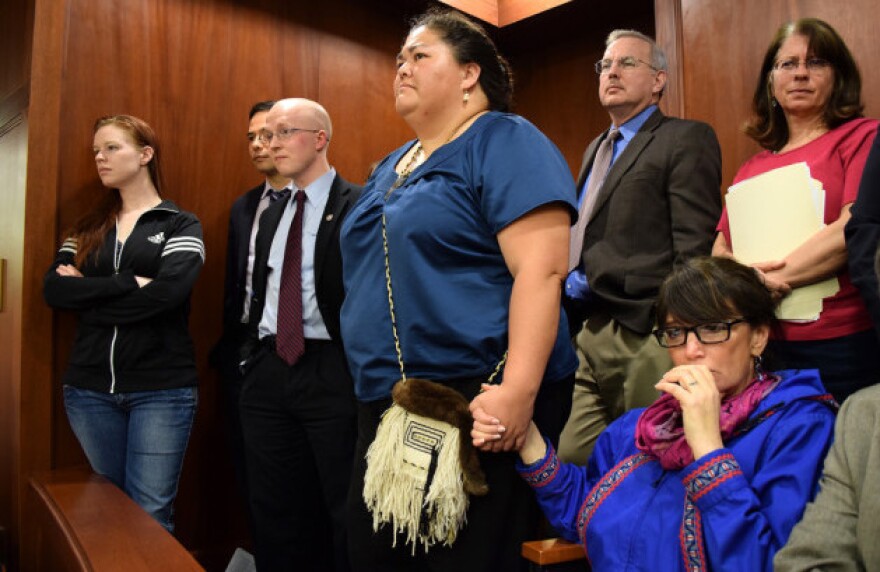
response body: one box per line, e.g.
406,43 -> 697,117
381,207 -> 507,384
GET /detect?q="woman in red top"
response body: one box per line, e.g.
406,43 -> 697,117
714,18 -> 879,403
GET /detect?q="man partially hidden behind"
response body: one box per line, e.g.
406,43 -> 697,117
558,30 -> 722,463
210,100 -> 292,525
238,98 -> 361,571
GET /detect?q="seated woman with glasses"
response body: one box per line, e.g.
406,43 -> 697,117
474,256 -> 837,571
713,18 -> 880,404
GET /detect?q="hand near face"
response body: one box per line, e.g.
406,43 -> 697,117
655,365 -> 724,459
56,264 -> 83,278
469,383 -> 534,453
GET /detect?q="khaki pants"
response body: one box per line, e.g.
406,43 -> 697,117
557,311 -> 672,464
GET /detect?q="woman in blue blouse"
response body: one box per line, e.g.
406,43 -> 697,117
341,8 -> 577,571
476,257 -> 837,571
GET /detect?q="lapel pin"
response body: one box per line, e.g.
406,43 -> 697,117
325,214 -> 334,222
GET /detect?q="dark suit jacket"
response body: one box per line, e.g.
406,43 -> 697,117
209,183 -> 264,376
845,132 -> 880,343
571,109 -> 722,335
242,174 -> 362,359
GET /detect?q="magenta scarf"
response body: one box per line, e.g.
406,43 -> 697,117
635,373 -> 780,470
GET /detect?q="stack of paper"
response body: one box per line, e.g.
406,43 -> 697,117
726,162 -> 838,321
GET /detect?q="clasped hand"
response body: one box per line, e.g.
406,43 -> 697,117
469,383 -> 533,453
752,259 -> 791,301
56,264 -> 84,277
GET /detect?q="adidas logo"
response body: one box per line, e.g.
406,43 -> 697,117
147,232 -> 166,244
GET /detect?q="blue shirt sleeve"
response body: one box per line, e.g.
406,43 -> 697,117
681,400 -> 836,572
468,114 -> 577,232
516,414 -> 634,544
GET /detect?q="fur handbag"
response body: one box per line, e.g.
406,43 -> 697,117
362,208 -> 505,552
362,378 -> 490,551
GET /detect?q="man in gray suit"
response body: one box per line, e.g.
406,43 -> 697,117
558,30 -> 722,463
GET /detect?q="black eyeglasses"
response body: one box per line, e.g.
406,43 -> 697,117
594,56 -> 658,75
652,319 -> 746,348
258,127 -> 320,144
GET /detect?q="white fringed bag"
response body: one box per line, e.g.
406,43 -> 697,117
362,203 -> 505,553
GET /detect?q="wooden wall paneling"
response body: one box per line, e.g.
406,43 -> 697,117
315,37 -> 412,182
677,0 -> 782,191
0,114 -> 28,572
678,0 -> 880,191
310,5 -> 413,182
506,36 -> 606,175
19,0 -> 71,567
499,0 -> 655,175
654,0 -> 684,117
0,0 -> 33,103
0,1 -> 35,570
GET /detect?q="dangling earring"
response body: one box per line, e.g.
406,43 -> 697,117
753,355 -> 765,380
771,98 -> 778,108
463,90 -> 470,104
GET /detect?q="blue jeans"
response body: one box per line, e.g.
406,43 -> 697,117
63,385 -> 198,532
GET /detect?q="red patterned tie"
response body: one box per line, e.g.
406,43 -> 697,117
276,190 -> 306,365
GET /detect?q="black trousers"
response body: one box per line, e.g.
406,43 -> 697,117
240,341 -> 357,572
346,375 -> 574,572
215,326 -> 253,533
768,329 -> 880,404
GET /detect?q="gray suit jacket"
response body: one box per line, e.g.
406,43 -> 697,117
572,108 -> 721,334
775,384 -> 880,571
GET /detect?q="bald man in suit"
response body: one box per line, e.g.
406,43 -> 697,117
238,98 -> 361,572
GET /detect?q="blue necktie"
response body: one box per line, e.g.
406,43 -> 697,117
267,188 -> 291,203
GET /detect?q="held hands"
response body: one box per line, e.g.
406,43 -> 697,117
655,365 -> 724,460
56,264 -> 83,278
469,383 -> 534,453
752,259 -> 791,301
471,418 -> 547,465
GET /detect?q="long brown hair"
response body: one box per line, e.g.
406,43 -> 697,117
69,115 -> 163,268
744,18 -> 864,151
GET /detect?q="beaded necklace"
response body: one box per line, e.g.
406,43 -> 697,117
385,110 -> 487,198
386,142 -> 424,197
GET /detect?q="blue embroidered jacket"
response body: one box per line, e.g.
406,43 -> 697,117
517,370 -> 836,571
